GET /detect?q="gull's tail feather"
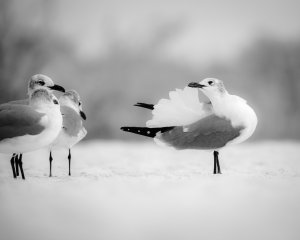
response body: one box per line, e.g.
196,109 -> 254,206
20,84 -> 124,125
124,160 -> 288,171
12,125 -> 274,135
146,87 -> 212,128
120,126 -> 174,138
134,102 -> 154,110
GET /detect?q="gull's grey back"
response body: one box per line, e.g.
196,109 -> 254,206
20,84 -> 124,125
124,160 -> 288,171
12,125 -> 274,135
160,114 -> 245,150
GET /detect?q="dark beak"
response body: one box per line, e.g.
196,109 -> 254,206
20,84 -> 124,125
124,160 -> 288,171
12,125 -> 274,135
48,84 -> 65,92
80,111 -> 87,120
188,82 -> 206,88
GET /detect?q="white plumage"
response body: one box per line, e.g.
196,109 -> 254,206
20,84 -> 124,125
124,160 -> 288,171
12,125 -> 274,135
49,90 -> 87,177
121,78 -> 258,174
147,87 -> 212,127
0,89 -> 62,154
148,80 -> 257,149
0,74 -> 65,179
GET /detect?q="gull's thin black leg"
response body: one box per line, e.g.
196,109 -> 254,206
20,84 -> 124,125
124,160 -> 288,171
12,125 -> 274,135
213,151 -> 217,174
68,149 -> 71,176
49,151 -> 53,177
15,153 -> 19,177
10,154 -> 17,178
214,151 -> 221,174
18,154 -> 25,180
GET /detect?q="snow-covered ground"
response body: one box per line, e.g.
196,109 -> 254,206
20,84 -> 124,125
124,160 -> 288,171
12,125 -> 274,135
0,141 -> 299,240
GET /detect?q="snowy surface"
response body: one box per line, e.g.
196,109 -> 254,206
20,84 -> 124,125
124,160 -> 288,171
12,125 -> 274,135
0,141 -> 300,240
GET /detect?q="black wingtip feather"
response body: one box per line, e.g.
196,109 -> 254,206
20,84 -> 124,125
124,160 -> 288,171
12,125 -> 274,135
120,126 -> 174,138
134,102 -> 154,110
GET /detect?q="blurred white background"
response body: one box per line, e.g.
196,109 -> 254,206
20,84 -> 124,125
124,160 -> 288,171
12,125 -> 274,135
1,0 -> 300,140
1,2 -> 300,240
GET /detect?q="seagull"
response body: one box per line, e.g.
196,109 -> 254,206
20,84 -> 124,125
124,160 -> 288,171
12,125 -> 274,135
2,74 -> 65,179
49,90 -> 87,177
0,88 -> 63,178
121,78 -> 258,174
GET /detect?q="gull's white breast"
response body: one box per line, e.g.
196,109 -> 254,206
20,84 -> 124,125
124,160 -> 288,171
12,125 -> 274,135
213,95 -> 258,146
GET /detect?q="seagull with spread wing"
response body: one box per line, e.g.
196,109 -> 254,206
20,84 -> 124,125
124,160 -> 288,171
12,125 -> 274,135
121,78 -> 257,174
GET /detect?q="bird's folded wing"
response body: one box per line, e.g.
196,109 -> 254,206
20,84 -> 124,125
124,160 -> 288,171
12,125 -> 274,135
0,105 -> 46,141
160,114 -> 245,149
78,127 -> 87,141
185,114 -> 244,133
147,87 -> 212,127
6,99 -> 29,105
60,106 -> 83,137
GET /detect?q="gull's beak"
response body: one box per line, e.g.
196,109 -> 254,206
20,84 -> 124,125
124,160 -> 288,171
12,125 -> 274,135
48,84 -> 65,92
80,111 -> 87,120
188,82 -> 206,88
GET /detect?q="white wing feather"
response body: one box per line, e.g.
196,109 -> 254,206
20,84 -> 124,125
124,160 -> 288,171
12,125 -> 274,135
146,87 -> 212,127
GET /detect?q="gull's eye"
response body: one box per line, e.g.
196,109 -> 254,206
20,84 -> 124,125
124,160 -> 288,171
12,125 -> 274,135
38,80 -> 45,86
208,80 -> 214,86
53,99 -> 59,105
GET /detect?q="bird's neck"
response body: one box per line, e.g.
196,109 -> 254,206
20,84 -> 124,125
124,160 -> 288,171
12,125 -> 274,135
209,92 -> 230,107
209,92 -> 243,119
27,87 -> 48,97
30,101 -> 53,113
59,98 -> 79,114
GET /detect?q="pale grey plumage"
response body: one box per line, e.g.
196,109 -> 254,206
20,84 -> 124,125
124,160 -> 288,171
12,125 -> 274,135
159,114 -> 244,150
60,106 -> 84,137
0,104 -> 45,141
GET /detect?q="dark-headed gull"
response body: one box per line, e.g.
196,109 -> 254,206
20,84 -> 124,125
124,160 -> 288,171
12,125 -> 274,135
0,89 -> 63,178
121,78 -> 257,174
3,74 -> 65,179
49,90 -> 87,177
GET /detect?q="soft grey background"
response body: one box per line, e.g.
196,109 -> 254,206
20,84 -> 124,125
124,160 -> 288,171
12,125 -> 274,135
1,1 -> 300,240
1,0 -> 300,140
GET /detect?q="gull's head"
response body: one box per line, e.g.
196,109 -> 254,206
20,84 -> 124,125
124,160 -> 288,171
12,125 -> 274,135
60,90 -> 87,120
28,74 -> 65,96
30,88 -> 60,109
188,78 -> 227,99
